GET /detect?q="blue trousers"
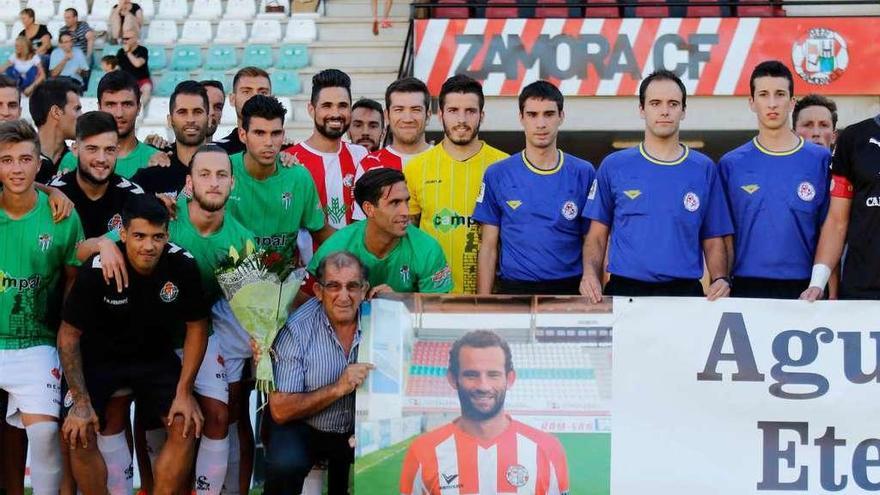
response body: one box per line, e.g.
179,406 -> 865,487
263,417 -> 353,495
4,65 -> 38,90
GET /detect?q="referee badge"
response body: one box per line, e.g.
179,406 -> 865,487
561,200 -> 578,220
683,192 -> 700,212
506,464 -> 530,487
798,181 -> 816,201
159,282 -> 179,303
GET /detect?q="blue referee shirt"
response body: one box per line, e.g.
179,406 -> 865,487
585,143 -> 733,282
719,137 -> 830,280
272,297 -> 360,433
473,150 -> 595,282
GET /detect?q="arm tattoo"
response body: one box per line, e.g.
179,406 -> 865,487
59,331 -> 89,405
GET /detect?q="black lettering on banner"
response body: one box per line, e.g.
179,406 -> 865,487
697,312 -> 765,382
757,421 -> 809,491
605,34 -> 640,79
770,328 -> 833,400
456,34 -> 485,79
838,331 -> 880,384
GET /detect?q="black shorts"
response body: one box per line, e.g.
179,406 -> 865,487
605,274 -> 704,297
730,276 -> 810,299
63,353 -> 181,430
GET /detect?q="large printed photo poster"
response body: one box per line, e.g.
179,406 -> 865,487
355,295 -> 880,494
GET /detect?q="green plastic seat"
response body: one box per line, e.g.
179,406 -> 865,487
146,45 -> 167,71
241,44 -> 273,69
102,44 -> 122,58
276,44 -> 308,70
155,71 -> 192,97
204,45 -> 237,71
169,45 -> 202,72
198,70 -> 233,92
85,70 -> 104,97
270,70 -> 302,96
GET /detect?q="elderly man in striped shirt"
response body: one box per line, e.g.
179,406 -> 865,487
265,251 -> 374,495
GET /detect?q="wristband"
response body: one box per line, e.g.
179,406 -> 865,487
808,264 -> 832,290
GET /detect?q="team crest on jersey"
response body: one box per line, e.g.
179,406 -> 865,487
38,233 -> 52,251
683,192 -> 700,212
159,282 -> 179,303
399,265 -> 411,284
343,173 -> 355,188
50,367 -> 61,380
798,181 -> 816,201
107,213 -> 124,232
506,464 -> 530,487
281,192 -> 292,210
561,200 -> 578,220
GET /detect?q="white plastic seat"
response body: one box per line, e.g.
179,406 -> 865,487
179,19 -> 211,44
136,125 -> 168,142
26,0 -> 55,22
257,0 -> 287,16
144,19 -> 177,44
283,17 -> 316,43
0,0 -> 20,23
140,0 -> 155,19
276,96 -> 292,120
11,20 -> 23,38
213,19 -> 246,44
155,0 -> 187,19
248,18 -> 280,44
54,0 -> 88,19
220,100 -> 236,125
89,19 -> 107,34
188,0 -> 222,19
80,97 -> 98,113
222,0 -> 255,19
46,19 -> 63,39
88,0 -> 114,22
0,22 -> 7,43
144,97 -> 169,125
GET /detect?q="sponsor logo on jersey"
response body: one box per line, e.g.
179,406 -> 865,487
433,208 -> 477,233
38,233 -> 52,251
798,181 -> 816,201
439,472 -> 461,490
399,265 -> 411,284
103,296 -> 129,306
623,189 -> 642,200
281,191 -> 292,210
476,182 -> 485,203
869,137 -> 880,149
866,197 -> 880,207
791,28 -> 848,85
587,179 -> 597,200
327,197 -> 347,225
506,200 -> 522,210
50,367 -> 61,380
254,234 -> 291,248
159,282 -> 179,303
432,265 -> 452,286
0,272 -> 41,293
561,200 -> 578,220
683,192 -> 700,212
506,464 -> 530,487
107,213 -> 124,232
741,184 -> 760,194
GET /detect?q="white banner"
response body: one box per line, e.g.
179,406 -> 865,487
612,298 -> 880,494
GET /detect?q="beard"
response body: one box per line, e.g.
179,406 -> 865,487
77,160 -> 111,185
355,136 -> 380,151
315,117 -> 349,140
442,120 -> 480,146
174,126 -> 207,146
192,188 -> 227,212
457,385 -> 506,422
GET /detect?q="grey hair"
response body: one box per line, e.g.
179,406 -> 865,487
314,251 -> 368,284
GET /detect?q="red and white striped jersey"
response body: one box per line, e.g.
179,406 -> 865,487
400,417 -> 569,495
361,146 -> 419,173
284,141 -> 368,229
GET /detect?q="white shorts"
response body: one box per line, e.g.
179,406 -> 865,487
0,346 -> 62,427
211,299 -> 252,383
176,335 -> 228,404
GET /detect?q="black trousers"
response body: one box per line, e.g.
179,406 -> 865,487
730,276 -> 810,299
263,417 -> 354,495
605,274 -> 704,297
495,275 -> 582,295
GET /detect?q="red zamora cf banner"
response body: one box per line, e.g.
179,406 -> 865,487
413,17 -> 880,96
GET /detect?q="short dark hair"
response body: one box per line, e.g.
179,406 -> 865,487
314,251 -> 369,286
439,74 -> 484,111
232,66 -> 270,93
385,77 -> 430,113
241,94 -> 286,130
310,69 -> 352,106
170,80 -> 208,113
100,55 -> 119,69
19,8 -> 35,20
64,7 -> 79,17
200,79 -> 225,94
122,193 -> 170,228
353,168 -> 405,209
749,60 -> 794,97
639,70 -> 687,109
448,330 -> 514,377
189,144 -> 231,175
0,75 -> 20,97
0,119 -> 40,156
58,32 -> 72,43
518,80 -> 563,113
76,111 -> 118,141
98,70 -> 140,105
793,94 -> 838,130
29,78 -> 83,128
352,98 -> 384,126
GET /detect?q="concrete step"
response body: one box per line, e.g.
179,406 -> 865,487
307,40 -> 402,70
324,0 -> 413,19
299,67 -> 398,99
316,16 -> 410,41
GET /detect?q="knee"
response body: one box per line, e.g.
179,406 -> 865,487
200,400 -> 229,437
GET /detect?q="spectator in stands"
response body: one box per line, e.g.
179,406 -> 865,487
0,75 -> 22,121
1,36 -> 46,97
101,55 -> 119,73
216,67 -> 271,155
116,29 -> 151,108
201,80 -> 226,142
59,8 -> 95,69
794,94 -> 838,150
349,98 -> 384,152
109,0 -> 144,44
371,0 -> 393,35
50,33 -> 90,85
474,80 -> 596,295
580,70 -> 733,301
359,77 -> 432,173
265,251 -> 374,495
18,8 -> 52,69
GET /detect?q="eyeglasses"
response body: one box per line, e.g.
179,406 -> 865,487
318,281 -> 366,293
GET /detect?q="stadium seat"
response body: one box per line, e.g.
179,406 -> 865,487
26,0 -> 55,23
169,45 -> 202,71
89,19 -> 107,34
535,0 -> 570,17
140,0 -> 155,18
0,23 -> 7,43
54,0 -> 88,20
257,0 -> 288,16
46,20 -> 63,40
0,0 -> 19,23
213,19 -> 247,44
198,70 -> 233,92
84,70 -> 103,97
156,0 -> 187,19
283,18 -> 316,43
277,96 -> 292,120
242,44 -> 273,68
155,71 -> 191,97
685,0 -> 725,16
249,19 -> 281,44
630,0 -> 669,17
485,0 -> 519,18
146,44 -> 167,70
220,100 -> 236,124
81,97 -> 98,113
136,125 -> 168,142
102,44 -> 121,58
10,20 -> 22,37
144,19 -> 178,45
144,97 -> 170,125
223,0 -> 256,19
0,45 -> 13,64
270,70 -> 301,96
205,45 -> 237,70
188,0 -> 223,20
88,0 -> 114,23
276,44 -> 308,70
434,0 -> 469,18
736,0 -> 783,16
179,19 -> 213,44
